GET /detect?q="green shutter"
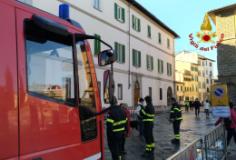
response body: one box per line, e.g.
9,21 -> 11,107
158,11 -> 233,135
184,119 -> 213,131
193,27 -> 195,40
151,56 -> 153,70
132,50 -> 135,66
94,34 -> 100,55
148,25 -> 151,37
161,61 -> 163,73
132,15 -> 135,29
122,45 -> 125,63
114,3 -> 118,20
138,51 -> 141,67
122,8 -> 125,22
138,19 -> 141,32
114,42 -> 118,61
146,55 -> 148,69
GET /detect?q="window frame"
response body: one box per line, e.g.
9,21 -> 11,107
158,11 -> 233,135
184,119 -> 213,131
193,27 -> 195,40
93,0 -> 101,11
114,3 -> 125,23
117,83 -> 123,100
114,42 -> 125,64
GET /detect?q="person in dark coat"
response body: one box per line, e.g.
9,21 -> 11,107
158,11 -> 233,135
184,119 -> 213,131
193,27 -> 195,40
106,96 -> 128,160
170,97 -> 182,145
140,96 -> 155,159
193,98 -> 201,118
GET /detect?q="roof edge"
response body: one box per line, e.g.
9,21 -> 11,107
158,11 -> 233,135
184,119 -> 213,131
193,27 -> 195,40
127,0 -> 180,38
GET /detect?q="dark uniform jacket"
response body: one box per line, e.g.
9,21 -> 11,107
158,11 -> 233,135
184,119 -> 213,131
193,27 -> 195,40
106,105 -> 128,138
170,103 -> 182,121
140,103 -> 155,123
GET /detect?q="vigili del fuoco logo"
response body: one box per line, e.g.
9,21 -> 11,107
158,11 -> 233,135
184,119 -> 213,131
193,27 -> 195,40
189,14 -> 224,51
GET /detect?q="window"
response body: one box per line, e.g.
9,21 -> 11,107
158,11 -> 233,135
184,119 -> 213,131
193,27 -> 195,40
132,15 -> 141,32
132,49 -> 141,67
207,87 -> 209,92
181,86 -> 183,91
158,59 -> 164,74
26,23 -> 75,105
167,38 -> 170,49
158,32 -> 162,44
206,70 -> 208,75
114,42 -> 125,63
93,0 -> 101,10
177,85 -> 179,91
149,87 -> 152,97
210,71 -> 212,76
94,34 -> 101,55
76,41 -> 97,141
146,55 -> 154,71
209,62 -> 212,67
97,81 -> 101,96
114,3 -> 125,23
118,84 -> 123,100
147,25 -> 151,38
206,79 -> 209,84
202,61 -> 204,66
167,63 -> 172,76
159,88 -> 163,100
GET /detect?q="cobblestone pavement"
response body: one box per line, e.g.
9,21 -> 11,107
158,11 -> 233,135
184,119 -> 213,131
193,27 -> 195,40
105,109 -> 218,160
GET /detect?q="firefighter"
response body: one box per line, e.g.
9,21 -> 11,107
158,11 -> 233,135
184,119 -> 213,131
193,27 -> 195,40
170,97 -> 183,145
106,96 -> 128,160
140,96 -> 155,159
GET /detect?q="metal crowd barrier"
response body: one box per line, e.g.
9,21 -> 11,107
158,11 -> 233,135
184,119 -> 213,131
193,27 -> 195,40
167,124 -> 227,160
167,139 -> 204,160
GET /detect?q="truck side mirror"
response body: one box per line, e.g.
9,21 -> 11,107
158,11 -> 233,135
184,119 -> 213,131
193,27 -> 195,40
98,49 -> 116,66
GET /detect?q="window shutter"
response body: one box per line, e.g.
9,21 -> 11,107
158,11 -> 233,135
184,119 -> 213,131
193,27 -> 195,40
146,55 -> 148,69
122,8 -> 125,22
161,61 -> 163,73
138,51 -> 141,67
132,50 -> 135,66
114,42 -> 118,61
94,34 -> 100,55
114,3 -> 118,20
122,45 -> 125,63
151,56 -> 153,70
138,19 -> 141,32
132,15 -> 135,29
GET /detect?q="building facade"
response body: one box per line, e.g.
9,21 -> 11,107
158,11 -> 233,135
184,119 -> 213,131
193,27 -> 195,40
18,0 -> 179,107
209,4 -> 236,104
175,51 -> 214,103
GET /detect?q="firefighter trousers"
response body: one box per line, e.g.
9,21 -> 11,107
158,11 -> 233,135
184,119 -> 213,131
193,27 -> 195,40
173,120 -> 181,141
107,132 -> 124,160
144,122 -> 155,152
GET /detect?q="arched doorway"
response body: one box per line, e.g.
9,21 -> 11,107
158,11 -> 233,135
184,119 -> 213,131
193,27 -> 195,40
167,87 -> 173,106
133,80 -> 140,105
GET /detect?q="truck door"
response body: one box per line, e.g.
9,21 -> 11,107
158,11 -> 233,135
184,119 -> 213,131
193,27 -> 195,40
0,1 -> 18,160
16,9 -> 83,160
16,6 -> 101,160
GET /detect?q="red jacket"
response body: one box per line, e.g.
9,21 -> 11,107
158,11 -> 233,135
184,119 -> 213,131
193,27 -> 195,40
215,108 -> 236,129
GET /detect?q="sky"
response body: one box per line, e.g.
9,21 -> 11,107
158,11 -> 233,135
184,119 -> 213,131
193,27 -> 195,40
136,0 -> 236,78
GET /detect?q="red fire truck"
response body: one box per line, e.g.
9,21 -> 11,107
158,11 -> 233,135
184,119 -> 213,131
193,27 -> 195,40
0,0 -> 115,159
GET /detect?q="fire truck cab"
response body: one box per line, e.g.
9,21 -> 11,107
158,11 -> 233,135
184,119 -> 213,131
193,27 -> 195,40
0,0 -> 114,159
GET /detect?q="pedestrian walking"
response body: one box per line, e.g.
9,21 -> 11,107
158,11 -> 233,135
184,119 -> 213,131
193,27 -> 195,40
204,99 -> 210,119
215,102 -> 236,146
193,98 -> 201,118
140,96 -> 155,159
120,103 -> 131,156
170,97 -> 183,145
135,98 -> 145,137
184,100 -> 189,112
106,96 -> 128,160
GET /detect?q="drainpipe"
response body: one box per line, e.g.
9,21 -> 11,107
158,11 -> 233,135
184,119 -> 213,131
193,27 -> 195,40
128,2 -> 131,89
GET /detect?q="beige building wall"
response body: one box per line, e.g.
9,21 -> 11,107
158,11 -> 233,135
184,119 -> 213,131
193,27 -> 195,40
209,4 -> 236,104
